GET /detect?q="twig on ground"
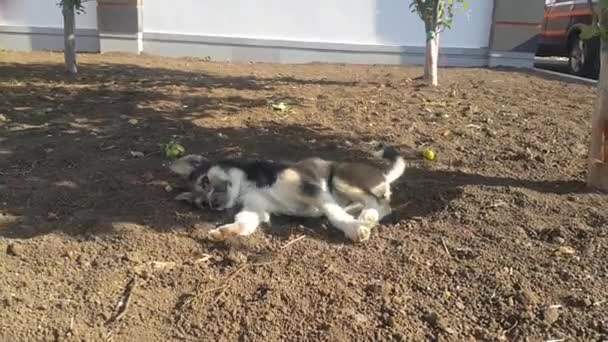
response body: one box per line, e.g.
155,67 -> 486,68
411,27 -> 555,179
407,251 -> 431,270
193,254 -> 213,264
221,104 -> 241,111
145,150 -> 161,157
408,251 -> 424,266
487,200 -> 508,209
505,320 -> 519,332
112,277 -> 139,323
213,264 -> 250,302
295,225 -> 317,235
281,235 -> 306,249
441,238 -> 452,259
105,276 -> 140,340
181,260 -> 278,311
100,144 -> 117,152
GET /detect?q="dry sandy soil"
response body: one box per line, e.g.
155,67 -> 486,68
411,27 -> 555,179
0,50 -> 607,342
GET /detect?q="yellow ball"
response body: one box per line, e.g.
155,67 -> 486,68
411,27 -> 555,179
422,149 -> 436,161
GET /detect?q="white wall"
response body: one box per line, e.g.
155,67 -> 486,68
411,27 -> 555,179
144,0 -> 493,48
0,0 -> 98,29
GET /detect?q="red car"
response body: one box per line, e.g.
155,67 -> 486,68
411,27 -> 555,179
537,0 -> 600,77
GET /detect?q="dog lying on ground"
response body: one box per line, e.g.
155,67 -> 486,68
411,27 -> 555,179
169,144 -> 405,242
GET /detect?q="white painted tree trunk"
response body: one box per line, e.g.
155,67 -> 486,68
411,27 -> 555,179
588,40 -> 608,190
425,34 -> 439,86
62,6 -> 78,74
423,20 -> 440,87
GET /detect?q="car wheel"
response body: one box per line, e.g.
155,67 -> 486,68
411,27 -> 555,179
568,35 -> 587,76
590,40 -> 601,79
569,34 -> 598,78
592,49 -> 601,79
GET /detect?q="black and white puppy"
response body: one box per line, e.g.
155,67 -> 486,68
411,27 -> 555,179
169,144 -> 405,242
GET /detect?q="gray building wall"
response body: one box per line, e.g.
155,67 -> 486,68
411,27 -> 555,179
0,1 -> 546,69
489,0 -> 545,68
97,0 -> 142,54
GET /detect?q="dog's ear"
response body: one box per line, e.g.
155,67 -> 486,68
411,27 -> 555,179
169,154 -> 205,178
174,191 -> 194,203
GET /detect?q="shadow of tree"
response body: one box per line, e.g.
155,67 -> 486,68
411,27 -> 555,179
0,61 -> 357,90
0,60 -> 590,243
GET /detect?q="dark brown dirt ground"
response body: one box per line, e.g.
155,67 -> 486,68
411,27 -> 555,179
0,50 -> 607,342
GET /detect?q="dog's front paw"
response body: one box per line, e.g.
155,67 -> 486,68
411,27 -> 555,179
358,209 -> 379,227
261,212 -> 271,224
207,224 -> 239,242
344,221 -> 372,243
207,228 -> 226,241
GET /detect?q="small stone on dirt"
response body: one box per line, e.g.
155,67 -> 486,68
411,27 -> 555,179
392,295 -> 406,306
6,243 -> 22,257
542,307 -> 560,324
517,287 -> 539,306
365,282 -> 393,297
123,251 -> 144,263
423,311 -> 454,334
76,254 -> 90,267
555,246 -> 576,256
225,251 -> 246,265
512,226 -> 528,238
354,313 -> 369,323
130,151 -> 145,158
392,332 -> 406,341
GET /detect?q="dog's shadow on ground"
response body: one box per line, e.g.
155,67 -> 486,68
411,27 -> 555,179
167,161 -> 589,249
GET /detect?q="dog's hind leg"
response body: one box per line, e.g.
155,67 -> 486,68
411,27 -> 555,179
358,197 -> 392,228
314,193 -> 373,243
343,202 -> 364,215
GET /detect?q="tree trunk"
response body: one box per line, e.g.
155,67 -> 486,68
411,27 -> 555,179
62,5 -> 78,74
587,39 -> 608,190
423,22 -> 431,81
425,33 -> 439,87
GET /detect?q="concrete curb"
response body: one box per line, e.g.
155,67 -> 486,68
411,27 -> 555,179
532,67 -> 598,85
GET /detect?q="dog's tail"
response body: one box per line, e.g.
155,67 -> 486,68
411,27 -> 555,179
373,144 -> 405,184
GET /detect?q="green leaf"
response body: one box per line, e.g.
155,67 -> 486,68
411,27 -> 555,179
600,0 -> 608,9
411,0 -> 467,32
